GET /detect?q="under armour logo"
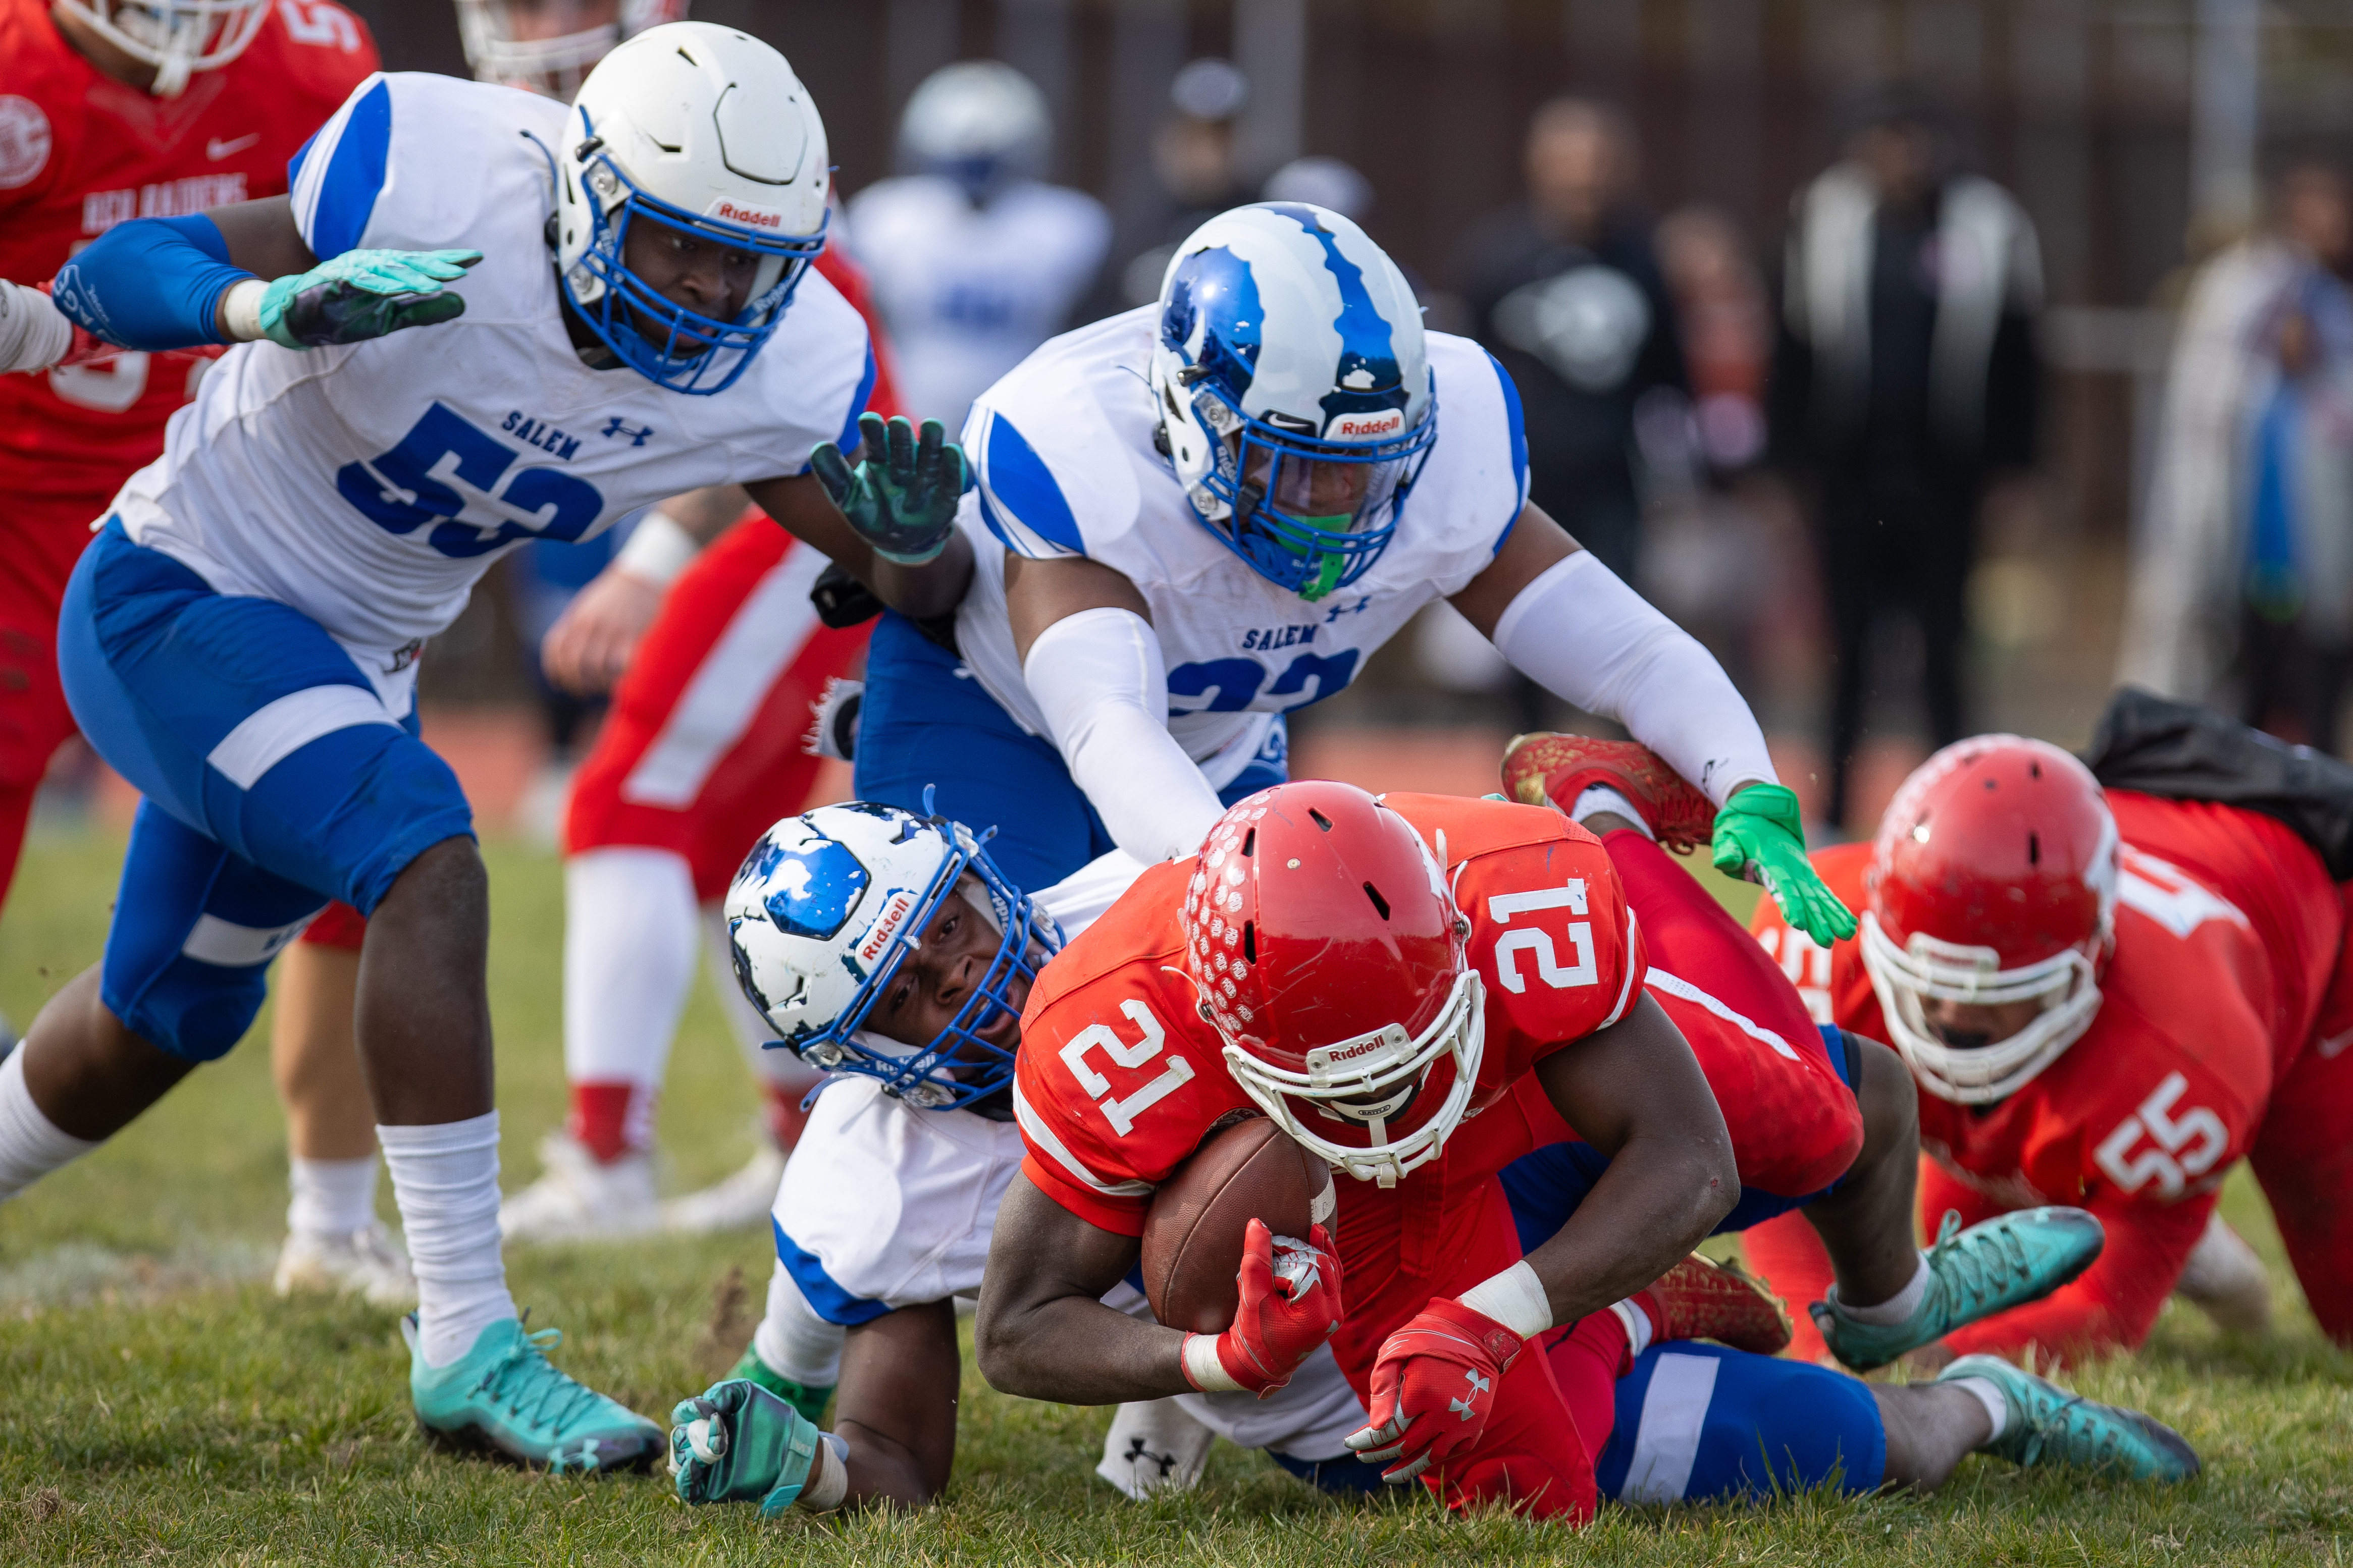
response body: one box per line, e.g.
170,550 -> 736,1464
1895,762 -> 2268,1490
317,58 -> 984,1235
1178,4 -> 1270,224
1323,596 -> 1372,623
1124,1437 -> 1179,1478
601,416 -> 655,446
1449,1367 -> 1491,1421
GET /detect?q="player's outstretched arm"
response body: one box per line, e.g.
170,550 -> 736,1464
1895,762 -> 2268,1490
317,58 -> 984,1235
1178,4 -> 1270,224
747,469 -> 973,625
1452,503 -> 1855,946
829,1300 -> 963,1508
976,1175 -> 1190,1403
49,196 -> 479,356
1522,992 -> 1740,1326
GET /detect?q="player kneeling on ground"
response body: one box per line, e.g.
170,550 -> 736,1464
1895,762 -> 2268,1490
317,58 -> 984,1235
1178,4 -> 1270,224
976,782 -> 2196,1520
0,23 -> 963,1470
666,801 -> 1370,1515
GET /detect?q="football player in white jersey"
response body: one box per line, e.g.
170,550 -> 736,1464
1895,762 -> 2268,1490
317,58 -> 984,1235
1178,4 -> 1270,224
666,799 -> 1372,1516
848,61 -> 1111,432
848,201 -> 1857,949
4,24 -> 966,1471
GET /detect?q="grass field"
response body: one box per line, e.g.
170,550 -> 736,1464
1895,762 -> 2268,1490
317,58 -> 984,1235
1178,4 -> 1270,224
1,828 -> 2348,1565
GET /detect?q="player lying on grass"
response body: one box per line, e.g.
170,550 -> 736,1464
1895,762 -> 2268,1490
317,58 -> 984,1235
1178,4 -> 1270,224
1744,694 -> 2353,1366
844,201 -> 1856,969
970,780 -> 2190,1520
664,785 -> 2193,1516
0,24 -> 966,1471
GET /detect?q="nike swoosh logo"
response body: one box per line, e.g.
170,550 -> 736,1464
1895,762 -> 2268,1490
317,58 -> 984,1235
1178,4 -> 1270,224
206,134 -> 260,160
2320,1028 -> 2353,1060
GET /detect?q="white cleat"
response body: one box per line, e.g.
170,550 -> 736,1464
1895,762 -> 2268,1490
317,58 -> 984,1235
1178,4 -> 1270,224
2173,1211 -> 2272,1335
661,1143 -> 787,1235
498,1131 -> 661,1243
274,1221 -> 417,1309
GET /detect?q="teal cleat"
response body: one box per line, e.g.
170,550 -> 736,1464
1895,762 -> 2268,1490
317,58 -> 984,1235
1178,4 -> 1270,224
406,1314 -> 663,1474
1813,1207 -> 2105,1371
672,1378 -> 833,1517
1941,1354 -> 2201,1482
726,1343 -> 834,1426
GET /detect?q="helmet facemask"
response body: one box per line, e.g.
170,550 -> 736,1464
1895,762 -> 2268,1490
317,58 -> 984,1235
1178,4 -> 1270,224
58,0 -> 270,97
1859,913 -> 2105,1104
560,127 -> 822,395
1170,373 -> 1435,603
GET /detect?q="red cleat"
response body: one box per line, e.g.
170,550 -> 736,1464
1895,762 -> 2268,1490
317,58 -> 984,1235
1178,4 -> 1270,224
1499,733 -> 1716,854
1634,1253 -> 1794,1356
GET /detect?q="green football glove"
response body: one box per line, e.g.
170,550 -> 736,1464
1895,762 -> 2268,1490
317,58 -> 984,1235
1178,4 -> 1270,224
670,1378 -> 829,1517
809,411 -> 968,566
256,248 -> 481,350
1710,783 -> 1857,946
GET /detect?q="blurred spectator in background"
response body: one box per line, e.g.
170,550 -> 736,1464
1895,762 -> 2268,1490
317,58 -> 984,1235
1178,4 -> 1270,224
1770,84 -> 2042,829
1657,205 -> 1772,474
848,61 -> 1109,432
1460,97 -> 1688,590
1263,154 -> 1373,222
1101,57 -> 1254,313
2120,161 -> 2353,750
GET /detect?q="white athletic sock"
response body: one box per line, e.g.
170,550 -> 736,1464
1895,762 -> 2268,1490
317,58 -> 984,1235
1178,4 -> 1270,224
379,1113 -> 516,1367
0,1047 -> 99,1203
564,848 -> 700,1103
1948,1375 -> 2009,1442
287,1153 -> 380,1237
1570,783 -> 1656,840
1608,1297 -> 1654,1359
1837,1254 -> 1931,1325
753,1259 -> 846,1387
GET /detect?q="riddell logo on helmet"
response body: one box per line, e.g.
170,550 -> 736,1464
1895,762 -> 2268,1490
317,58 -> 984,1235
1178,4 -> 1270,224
858,891 -> 918,962
1331,410 -> 1404,439
1322,1036 -> 1390,1064
710,199 -> 787,231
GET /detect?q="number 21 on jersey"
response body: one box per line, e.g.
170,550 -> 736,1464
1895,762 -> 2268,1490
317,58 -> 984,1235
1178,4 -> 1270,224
1060,998 -> 1193,1137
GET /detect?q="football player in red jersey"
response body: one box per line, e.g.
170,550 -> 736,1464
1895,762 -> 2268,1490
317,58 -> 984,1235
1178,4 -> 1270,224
1744,728 -> 2353,1367
0,0 -> 397,1302
972,778 -> 2145,1519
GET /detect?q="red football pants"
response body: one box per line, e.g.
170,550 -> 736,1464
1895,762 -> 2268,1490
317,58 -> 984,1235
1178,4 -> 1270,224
1515,830 -> 1865,1204
564,516 -> 869,895
1331,1173 -> 1598,1521
0,495 -> 106,906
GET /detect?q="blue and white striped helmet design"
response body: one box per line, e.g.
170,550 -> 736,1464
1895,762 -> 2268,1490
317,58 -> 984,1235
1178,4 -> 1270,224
1148,202 -> 1436,600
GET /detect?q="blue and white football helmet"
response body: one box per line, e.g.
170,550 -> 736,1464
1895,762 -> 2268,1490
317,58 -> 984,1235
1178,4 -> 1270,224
898,61 -> 1052,203
552,22 -> 830,394
1149,202 -> 1437,602
724,800 -> 1060,1110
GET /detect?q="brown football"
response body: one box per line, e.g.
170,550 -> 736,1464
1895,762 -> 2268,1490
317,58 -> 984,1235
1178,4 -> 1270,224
1140,1115 -> 1335,1334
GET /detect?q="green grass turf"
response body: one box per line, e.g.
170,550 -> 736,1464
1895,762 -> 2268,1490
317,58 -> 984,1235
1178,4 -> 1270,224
2,829 -> 2349,1564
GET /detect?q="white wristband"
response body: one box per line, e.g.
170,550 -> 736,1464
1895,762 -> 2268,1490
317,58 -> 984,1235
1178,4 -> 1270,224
613,510 -> 699,588
1456,1259 -> 1553,1339
219,278 -> 269,343
1180,1333 -> 1244,1394
0,279 -> 74,374
798,1431 -> 850,1512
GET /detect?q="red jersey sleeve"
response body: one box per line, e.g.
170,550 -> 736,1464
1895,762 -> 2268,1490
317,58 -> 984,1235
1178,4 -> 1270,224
1454,823 -> 1646,1083
1012,861 -> 1256,1236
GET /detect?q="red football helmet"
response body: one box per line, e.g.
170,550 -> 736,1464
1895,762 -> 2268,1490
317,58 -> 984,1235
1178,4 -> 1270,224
1180,782 -> 1481,1188
1861,735 -> 2119,1104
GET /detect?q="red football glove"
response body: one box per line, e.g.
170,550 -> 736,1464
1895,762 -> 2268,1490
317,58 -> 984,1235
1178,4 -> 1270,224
1181,1218 -> 1341,1398
1343,1296 -> 1525,1482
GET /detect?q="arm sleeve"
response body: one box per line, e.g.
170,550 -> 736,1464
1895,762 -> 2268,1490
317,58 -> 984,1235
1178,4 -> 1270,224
1022,608 -> 1226,864
47,215 -> 251,351
1488,550 -> 1777,805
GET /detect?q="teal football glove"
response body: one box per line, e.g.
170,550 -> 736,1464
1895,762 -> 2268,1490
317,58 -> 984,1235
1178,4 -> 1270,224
1710,783 -> 1857,946
809,411 -> 968,565
257,248 -> 481,350
670,1378 -> 832,1517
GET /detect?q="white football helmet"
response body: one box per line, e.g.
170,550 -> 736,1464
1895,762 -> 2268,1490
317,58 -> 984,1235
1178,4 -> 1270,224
55,0 -> 270,97
1149,203 -> 1436,603
725,801 -> 1061,1110
898,60 -> 1051,201
456,0 -> 687,102
551,21 -> 829,394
